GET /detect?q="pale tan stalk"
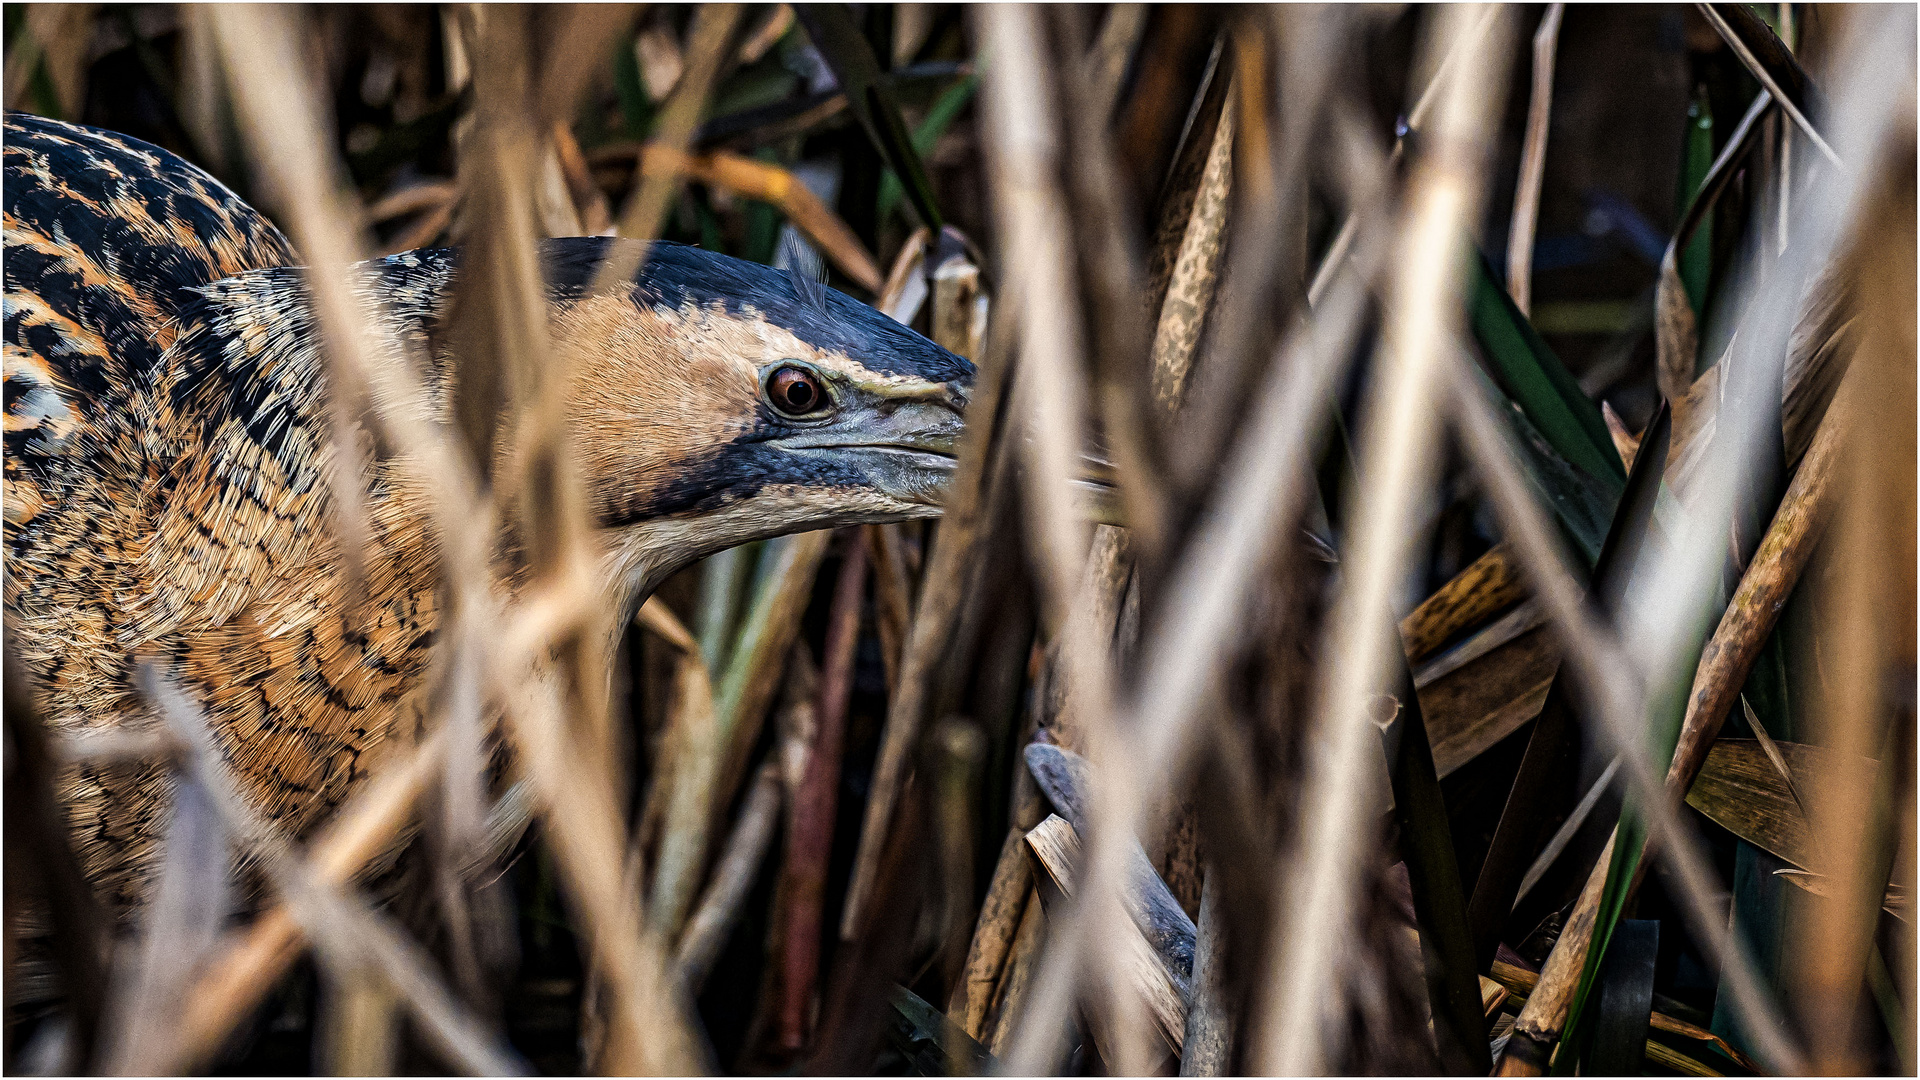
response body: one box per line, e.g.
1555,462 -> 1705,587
976,7 -> 1142,1071
1258,8 -> 1512,1071
593,3 -> 747,292
1506,3 -> 1563,316
1482,11 -> 1911,1070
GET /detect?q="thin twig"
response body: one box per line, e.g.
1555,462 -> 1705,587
143,667 -> 527,1076
777,530 -> 868,1052
1696,3 -> 1841,168
675,761 -> 784,995
593,3 -> 748,292
1506,3 -> 1563,316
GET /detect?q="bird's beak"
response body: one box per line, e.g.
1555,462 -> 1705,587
776,377 -> 1125,526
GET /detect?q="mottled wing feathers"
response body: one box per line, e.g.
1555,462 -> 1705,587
4,112 -> 294,533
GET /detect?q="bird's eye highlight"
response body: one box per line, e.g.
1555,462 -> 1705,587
767,365 -> 829,417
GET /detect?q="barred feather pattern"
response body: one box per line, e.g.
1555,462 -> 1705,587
3,114 -> 460,911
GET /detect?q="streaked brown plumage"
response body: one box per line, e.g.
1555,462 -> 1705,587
4,114 -> 971,912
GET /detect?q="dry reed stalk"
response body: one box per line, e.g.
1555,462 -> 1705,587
552,121 -> 613,234
320,969 -> 401,1075
776,530 -> 869,1052
1305,3 -> 1503,307
841,280 -> 1017,943
648,649 -> 722,938
5,5 -> 95,118
1655,91 -> 1771,443
366,180 -> 461,225
1657,364 -> 1852,820
1603,401 -> 1644,469
637,595 -> 701,655
594,3 -> 747,292
676,761 -> 784,994
598,143 -> 883,291
98,754 -> 230,1073
1088,5 -> 1150,125
739,4 -> 794,65
1399,542 -> 1526,663
930,719 -> 989,997
2,648 -> 108,1072
878,227 -> 932,321
866,522 -> 913,696
930,234 -> 990,361
1787,73 -> 1914,1070
947,798 -> 1044,1039
986,890 -> 1045,1055
209,3 -> 384,596
499,663 -> 705,1075
1179,869 -> 1230,1075
1696,3 -> 1841,167
1257,10 -> 1512,1072
1001,106 -> 1391,1080
143,669 -> 527,1076
1486,959 -> 1760,1072
1506,3 -> 1563,316
976,6 -> 1153,1071
1481,15 -> 1911,1070
441,11 -> 577,1009
385,198 -> 459,253
532,4 -> 642,131
711,531 -> 831,833
1024,815 -> 1185,1060
1148,82 -> 1235,416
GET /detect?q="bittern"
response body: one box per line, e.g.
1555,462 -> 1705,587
3,113 -> 972,911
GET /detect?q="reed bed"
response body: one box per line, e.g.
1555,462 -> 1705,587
3,3 -> 1913,1075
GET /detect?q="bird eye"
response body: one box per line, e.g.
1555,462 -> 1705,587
767,365 -> 829,417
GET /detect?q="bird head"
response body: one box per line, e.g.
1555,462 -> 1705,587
171,238 -> 998,604
536,239 -> 973,587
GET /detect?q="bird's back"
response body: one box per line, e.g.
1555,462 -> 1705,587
5,112 -> 295,543
4,114 -> 300,910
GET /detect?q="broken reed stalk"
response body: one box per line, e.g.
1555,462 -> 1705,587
1653,362 -> 1852,864
1506,3 -> 1562,316
675,761 -> 784,995
1024,815 -> 1185,1061
947,783 -> 1046,1039
777,530 -> 869,1052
